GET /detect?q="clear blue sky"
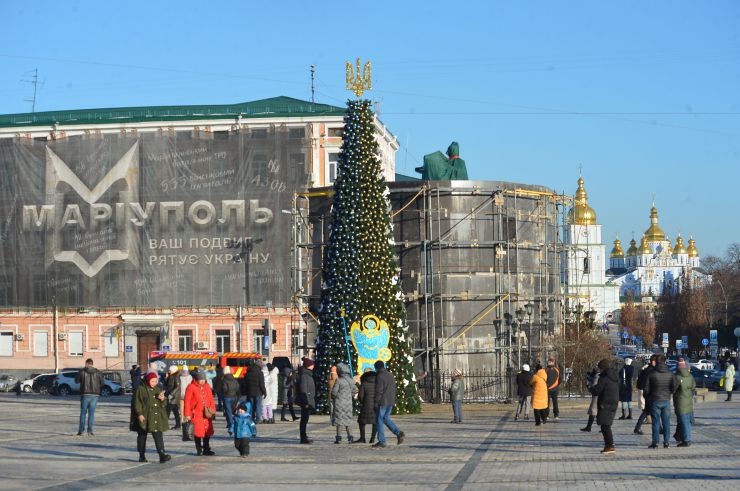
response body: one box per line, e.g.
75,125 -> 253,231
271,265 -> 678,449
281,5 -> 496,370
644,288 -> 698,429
1,1 -> 738,257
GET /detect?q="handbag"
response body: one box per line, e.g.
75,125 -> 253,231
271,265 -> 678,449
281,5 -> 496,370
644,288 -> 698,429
201,386 -> 216,419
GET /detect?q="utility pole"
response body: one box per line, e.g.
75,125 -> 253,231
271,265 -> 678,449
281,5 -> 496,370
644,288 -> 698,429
22,69 -> 39,113
310,65 -> 315,103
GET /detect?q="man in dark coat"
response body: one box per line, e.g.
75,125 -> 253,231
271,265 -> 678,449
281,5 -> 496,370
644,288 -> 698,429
372,361 -> 405,448
241,362 -> 266,423
75,358 -> 105,436
295,358 -> 315,444
515,364 -> 532,421
618,358 -> 635,419
221,366 -> 241,435
545,358 -> 561,420
355,368 -> 377,443
644,354 -> 678,449
589,358 -> 619,454
634,355 -> 657,435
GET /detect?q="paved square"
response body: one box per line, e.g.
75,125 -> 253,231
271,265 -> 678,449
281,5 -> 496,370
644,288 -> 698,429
1,394 -> 738,490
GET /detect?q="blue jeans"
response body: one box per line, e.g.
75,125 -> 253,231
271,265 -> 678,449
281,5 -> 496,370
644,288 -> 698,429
677,412 -> 692,443
650,400 -> 671,445
376,405 -> 400,444
79,395 -> 99,434
452,400 -> 463,422
224,397 -> 236,432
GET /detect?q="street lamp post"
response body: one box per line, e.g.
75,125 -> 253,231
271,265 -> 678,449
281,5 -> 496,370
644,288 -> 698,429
524,302 -> 534,361
515,307 -> 526,363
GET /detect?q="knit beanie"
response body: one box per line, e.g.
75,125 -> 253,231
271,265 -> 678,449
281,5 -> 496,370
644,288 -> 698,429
597,358 -> 611,370
145,372 -> 158,384
193,369 -> 206,381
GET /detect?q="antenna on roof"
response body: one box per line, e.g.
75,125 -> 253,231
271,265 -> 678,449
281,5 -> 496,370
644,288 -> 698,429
310,64 -> 315,104
21,68 -> 40,113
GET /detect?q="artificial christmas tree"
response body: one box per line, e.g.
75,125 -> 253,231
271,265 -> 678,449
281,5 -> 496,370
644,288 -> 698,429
314,97 -> 421,415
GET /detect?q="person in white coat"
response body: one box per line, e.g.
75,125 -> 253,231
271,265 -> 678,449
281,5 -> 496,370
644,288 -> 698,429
262,363 -> 279,423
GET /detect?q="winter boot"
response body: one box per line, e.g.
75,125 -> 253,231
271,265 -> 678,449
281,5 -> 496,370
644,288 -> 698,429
347,435 -> 354,443
581,415 -> 594,432
627,409 -> 633,420
271,417 -> 275,424
334,435 -> 342,444
618,409 -> 626,420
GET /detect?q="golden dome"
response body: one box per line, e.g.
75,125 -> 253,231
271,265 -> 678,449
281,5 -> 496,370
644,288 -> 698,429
610,238 -> 624,258
687,238 -> 699,257
626,238 -> 638,256
673,235 -> 687,255
638,235 -> 652,255
567,176 -> 597,225
644,205 -> 667,241
668,244 -> 673,254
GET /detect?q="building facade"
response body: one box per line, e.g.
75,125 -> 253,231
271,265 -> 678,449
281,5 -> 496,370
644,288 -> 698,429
0,96 -> 398,375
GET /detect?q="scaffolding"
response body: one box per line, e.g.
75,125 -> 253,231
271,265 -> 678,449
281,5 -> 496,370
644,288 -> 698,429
289,180 -> 573,402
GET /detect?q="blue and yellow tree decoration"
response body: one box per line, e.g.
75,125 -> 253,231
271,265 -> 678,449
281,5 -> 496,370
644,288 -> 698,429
314,59 -> 421,414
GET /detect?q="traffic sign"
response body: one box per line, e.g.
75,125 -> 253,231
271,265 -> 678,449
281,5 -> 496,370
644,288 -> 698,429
681,335 -> 688,348
702,338 -> 709,346
162,344 -> 170,351
631,335 -> 637,341
662,333 -> 669,348
710,330 -> 718,343
676,339 -> 682,349
125,345 -> 133,353
623,332 -> 629,339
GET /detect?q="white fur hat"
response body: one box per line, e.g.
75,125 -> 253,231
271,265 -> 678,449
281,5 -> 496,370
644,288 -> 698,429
223,365 -> 232,375
168,365 -> 179,374
625,358 -> 633,366
522,364 -> 530,372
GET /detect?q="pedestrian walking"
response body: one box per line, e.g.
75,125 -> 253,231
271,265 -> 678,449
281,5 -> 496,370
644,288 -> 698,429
545,358 -> 561,420
221,366 -> 241,436
331,362 -> 358,443
618,358 -> 634,420
634,355 -> 657,435
673,360 -> 695,447
530,364 -> 549,426
723,361 -> 735,401
130,372 -> 171,463
263,363 -> 279,424
230,400 -> 257,458
164,365 -> 181,430
130,364 -> 142,392
280,365 -> 298,422
178,366 -> 193,441
372,360 -> 405,448
241,361 -> 266,423
645,355 -> 677,449
581,366 -> 599,432
514,364 -> 532,421
295,358 -> 316,444
449,369 -> 465,423
75,358 -> 104,436
354,368 -> 377,444
589,359 -> 619,454
183,370 -> 216,456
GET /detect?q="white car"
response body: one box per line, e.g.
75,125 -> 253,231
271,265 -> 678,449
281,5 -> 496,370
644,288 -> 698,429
21,373 -> 55,392
53,369 -> 123,397
690,359 -> 716,371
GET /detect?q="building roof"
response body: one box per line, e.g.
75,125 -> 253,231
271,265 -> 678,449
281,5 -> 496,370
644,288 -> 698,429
0,96 -> 346,128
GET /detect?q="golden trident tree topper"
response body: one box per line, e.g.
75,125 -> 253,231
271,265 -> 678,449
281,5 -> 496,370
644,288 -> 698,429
346,58 -> 372,97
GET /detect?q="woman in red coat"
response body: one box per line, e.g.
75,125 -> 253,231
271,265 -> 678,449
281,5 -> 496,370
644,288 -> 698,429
183,369 -> 216,455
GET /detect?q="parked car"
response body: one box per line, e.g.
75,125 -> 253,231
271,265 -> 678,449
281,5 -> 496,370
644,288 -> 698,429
52,369 -> 123,396
32,374 -> 57,394
0,374 -> 19,392
21,373 -> 54,392
692,368 -> 739,391
690,359 -> 716,371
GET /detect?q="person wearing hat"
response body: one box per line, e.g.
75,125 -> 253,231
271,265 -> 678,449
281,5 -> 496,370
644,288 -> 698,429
164,365 -> 182,430
515,364 -> 532,421
618,358 -> 635,420
183,369 -> 217,456
295,358 -> 316,444
449,369 -> 465,424
130,371 -> 171,463
545,357 -> 561,421
581,364 -> 600,432
633,354 -> 658,435
673,360 -> 695,447
221,365 -> 241,435
589,358 -> 619,454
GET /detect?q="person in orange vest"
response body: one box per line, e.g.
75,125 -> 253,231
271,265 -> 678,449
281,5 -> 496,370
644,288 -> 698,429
529,364 -> 549,426
546,357 -> 561,421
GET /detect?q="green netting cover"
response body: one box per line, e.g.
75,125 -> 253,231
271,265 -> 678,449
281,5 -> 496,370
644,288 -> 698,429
416,141 -> 468,180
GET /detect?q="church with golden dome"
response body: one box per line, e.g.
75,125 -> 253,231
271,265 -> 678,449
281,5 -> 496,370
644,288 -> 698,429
561,176 -> 621,323
606,203 -> 711,301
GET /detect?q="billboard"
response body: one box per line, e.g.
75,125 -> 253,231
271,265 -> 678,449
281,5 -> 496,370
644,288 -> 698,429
0,128 -> 311,307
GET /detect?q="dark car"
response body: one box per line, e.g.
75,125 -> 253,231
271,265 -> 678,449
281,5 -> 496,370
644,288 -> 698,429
692,367 -> 739,391
32,374 -> 57,394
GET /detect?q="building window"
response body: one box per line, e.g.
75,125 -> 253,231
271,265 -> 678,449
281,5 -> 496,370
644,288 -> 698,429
289,127 -> 305,139
215,329 -> 231,353
252,329 -> 265,353
290,152 -> 305,167
327,127 -> 343,138
33,331 -> 48,357
251,128 -> 267,139
0,279 -> 11,306
178,330 -> 193,351
327,152 -> 340,184
69,331 -> 83,356
291,329 -> 301,356
104,330 -> 118,357
583,257 -> 590,274
0,332 -> 13,356
33,275 -> 47,305
253,153 -> 268,177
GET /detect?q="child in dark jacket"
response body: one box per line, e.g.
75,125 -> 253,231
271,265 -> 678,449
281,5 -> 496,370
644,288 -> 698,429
230,401 -> 257,457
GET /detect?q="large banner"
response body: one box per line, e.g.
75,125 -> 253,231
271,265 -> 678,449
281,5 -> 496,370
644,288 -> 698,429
0,128 -> 311,307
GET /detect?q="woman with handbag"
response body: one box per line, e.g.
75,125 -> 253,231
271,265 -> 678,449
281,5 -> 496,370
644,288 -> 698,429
130,372 -> 171,463
183,369 -> 217,456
